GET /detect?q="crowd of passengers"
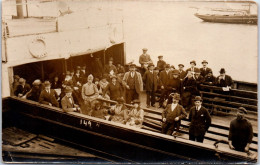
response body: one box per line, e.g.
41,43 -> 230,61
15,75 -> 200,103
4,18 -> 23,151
11,48 -> 253,152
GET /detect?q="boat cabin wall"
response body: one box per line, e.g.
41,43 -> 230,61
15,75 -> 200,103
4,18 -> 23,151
2,43 -> 125,98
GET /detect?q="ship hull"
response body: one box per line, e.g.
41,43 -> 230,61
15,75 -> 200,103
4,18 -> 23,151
195,13 -> 258,25
2,97 -> 257,163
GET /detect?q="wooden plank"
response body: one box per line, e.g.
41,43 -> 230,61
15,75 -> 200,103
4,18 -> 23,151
203,98 -> 257,111
201,91 -> 258,104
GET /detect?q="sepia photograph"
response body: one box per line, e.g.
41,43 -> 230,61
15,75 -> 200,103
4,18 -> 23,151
1,0 -> 258,163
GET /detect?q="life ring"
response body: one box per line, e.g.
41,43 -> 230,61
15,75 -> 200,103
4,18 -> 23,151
28,36 -> 47,58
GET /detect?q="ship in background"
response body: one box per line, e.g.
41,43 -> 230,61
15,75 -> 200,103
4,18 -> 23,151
194,2 -> 257,25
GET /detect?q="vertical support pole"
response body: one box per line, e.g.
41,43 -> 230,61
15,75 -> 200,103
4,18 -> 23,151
41,62 -> 44,81
16,0 -> 24,19
25,0 -> 28,18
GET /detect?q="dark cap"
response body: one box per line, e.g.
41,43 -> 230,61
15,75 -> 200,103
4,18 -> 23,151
142,48 -> 148,51
18,78 -> 25,84
130,64 -> 136,68
172,69 -> 180,75
108,57 -> 113,61
190,60 -> 196,66
154,67 -> 159,70
117,98 -> 125,103
64,86 -> 73,93
44,81 -> 51,87
194,96 -> 202,101
148,63 -> 155,67
14,75 -> 20,79
238,107 -> 247,114
219,68 -> 226,74
202,60 -> 208,64
172,93 -> 181,100
158,55 -> 163,58
178,64 -> 184,67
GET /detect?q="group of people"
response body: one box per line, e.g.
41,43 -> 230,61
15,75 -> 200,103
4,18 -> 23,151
11,48 -> 252,153
138,48 -> 233,110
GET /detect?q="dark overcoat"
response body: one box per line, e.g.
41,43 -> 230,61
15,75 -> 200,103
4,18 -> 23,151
189,106 -> 211,137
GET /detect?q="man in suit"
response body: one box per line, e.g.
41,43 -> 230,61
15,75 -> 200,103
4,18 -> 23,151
61,86 -> 81,113
159,64 -> 171,108
139,48 -> 153,75
143,63 -> 158,107
139,48 -> 153,67
200,60 -> 212,78
189,96 -> 211,143
39,81 -> 59,107
228,107 -> 253,152
104,58 -> 118,76
178,64 -> 186,81
162,93 -> 187,135
202,70 -> 216,85
186,60 -> 200,77
122,64 -> 143,104
14,78 -> 31,97
103,75 -> 123,101
80,65 -> 87,78
215,68 -> 233,88
157,55 -> 166,72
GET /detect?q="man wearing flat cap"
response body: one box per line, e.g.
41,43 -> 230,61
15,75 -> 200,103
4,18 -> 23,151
178,64 -> 186,81
189,96 -> 211,143
143,63 -> 158,107
228,107 -> 253,152
200,60 -> 212,78
159,64 -> 172,107
61,86 -> 81,113
139,48 -> 153,74
215,68 -> 233,88
162,93 -> 187,135
186,60 -> 200,76
157,55 -> 166,72
81,74 -> 99,113
122,64 -> 143,104
39,81 -> 59,107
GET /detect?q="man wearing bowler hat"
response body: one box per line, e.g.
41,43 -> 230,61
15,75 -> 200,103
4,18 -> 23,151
143,63 -> 158,107
159,64 -> 172,108
189,96 -> 211,143
215,68 -> 233,88
157,55 -> 166,72
178,64 -> 186,81
186,60 -> 200,76
228,107 -> 253,152
200,60 -> 212,78
39,80 -> 59,107
162,93 -> 187,135
122,64 -> 143,104
61,86 -> 81,113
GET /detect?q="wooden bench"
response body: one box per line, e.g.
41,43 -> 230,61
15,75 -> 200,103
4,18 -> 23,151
203,97 -> 258,111
200,84 -> 257,100
201,91 -> 258,106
